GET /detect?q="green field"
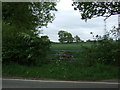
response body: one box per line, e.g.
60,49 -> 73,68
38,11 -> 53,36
47,42 -> 93,61
50,42 -> 92,50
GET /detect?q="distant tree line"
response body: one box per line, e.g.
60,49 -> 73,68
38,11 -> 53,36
58,30 -> 83,43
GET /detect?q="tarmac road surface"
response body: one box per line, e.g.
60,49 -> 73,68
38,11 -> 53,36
2,79 -> 119,88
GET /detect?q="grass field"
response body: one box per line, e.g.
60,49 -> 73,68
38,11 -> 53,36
48,42 -> 93,62
3,42 -> 119,80
50,42 -> 92,50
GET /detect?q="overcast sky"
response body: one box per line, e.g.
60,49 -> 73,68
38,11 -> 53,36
41,0 -> 118,42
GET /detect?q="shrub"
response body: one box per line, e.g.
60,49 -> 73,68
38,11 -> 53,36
2,33 -> 51,66
81,39 -> 120,66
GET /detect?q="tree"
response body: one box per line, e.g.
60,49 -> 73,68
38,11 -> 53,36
58,30 -> 66,43
41,36 -> 50,42
2,2 -> 57,65
66,32 -> 74,43
110,26 -> 120,40
2,2 -> 57,31
72,2 -> 120,40
58,30 -> 74,43
72,2 -> 120,21
74,35 -> 81,43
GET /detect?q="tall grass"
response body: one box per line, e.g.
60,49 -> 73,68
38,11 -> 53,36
3,62 -> 119,80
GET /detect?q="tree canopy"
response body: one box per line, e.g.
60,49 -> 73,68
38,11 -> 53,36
2,2 -> 57,65
58,30 -> 74,43
74,35 -> 81,43
72,2 -> 120,21
2,2 -> 57,32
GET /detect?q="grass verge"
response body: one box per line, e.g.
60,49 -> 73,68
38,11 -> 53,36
2,61 -> 119,81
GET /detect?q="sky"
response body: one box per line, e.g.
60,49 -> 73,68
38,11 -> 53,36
41,0 -> 118,42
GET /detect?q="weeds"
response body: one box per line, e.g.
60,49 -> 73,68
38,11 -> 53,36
3,61 -> 119,80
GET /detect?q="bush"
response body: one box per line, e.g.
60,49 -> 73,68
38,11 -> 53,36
81,39 -> 120,66
2,33 -> 51,66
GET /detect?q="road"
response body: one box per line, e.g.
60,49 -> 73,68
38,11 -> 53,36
2,79 -> 119,88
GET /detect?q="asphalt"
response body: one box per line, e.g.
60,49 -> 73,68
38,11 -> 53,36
2,78 -> 120,88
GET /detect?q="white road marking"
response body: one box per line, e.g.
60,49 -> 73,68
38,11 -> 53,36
2,78 -> 120,85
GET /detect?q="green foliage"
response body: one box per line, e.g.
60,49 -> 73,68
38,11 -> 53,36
51,36 -> 120,66
3,62 -> 119,80
58,30 -> 74,43
3,26 -> 51,65
3,41 -> 119,80
2,2 -> 57,29
110,26 -> 120,40
96,39 -> 119,66
74,35 -> 81,43
81,36 -> 120,66
72,2 -> 120,21
2,2 -> 57,66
